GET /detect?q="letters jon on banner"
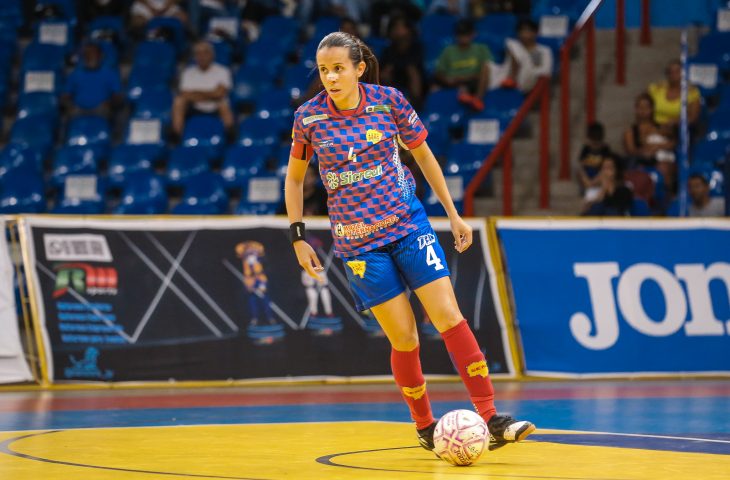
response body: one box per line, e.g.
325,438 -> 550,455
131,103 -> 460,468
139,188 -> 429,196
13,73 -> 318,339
497,219 -> 730,377
21,216 -> 516,383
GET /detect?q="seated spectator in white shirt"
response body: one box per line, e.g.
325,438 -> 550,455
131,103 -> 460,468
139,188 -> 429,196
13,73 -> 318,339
501,19 -> 553,92
687,173 -> 726,217
131,0 -> 188,31
172,41 -> 234,137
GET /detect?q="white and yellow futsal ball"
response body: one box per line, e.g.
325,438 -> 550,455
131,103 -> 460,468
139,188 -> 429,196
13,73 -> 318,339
433,409 -> 488,466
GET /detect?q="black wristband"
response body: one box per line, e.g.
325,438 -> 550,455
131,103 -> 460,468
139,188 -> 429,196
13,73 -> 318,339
290,222 -> 306,243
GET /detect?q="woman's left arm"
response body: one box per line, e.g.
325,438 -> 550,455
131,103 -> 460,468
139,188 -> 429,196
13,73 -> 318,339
410,141 -> 473,252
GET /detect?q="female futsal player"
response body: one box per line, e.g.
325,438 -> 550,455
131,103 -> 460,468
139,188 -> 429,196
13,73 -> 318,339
284,32 -> 535,451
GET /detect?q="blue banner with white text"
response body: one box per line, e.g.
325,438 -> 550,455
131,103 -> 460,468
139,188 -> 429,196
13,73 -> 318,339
497,219 -> 730,376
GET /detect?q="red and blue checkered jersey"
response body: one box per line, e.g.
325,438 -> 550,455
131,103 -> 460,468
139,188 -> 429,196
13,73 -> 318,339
291,83 -> 428,257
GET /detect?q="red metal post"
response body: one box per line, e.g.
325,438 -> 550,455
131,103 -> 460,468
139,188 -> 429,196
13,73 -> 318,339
586,17 -> 596,124
503,144 -> 513,216
539,83 -> 551,209
559,44 -> 571,180
640,0 -> 651,45
616,0 -> 626,85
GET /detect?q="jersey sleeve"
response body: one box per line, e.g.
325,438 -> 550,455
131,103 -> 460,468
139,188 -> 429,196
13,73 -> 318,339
289,107 -> 313,161
391,88 -> 428,150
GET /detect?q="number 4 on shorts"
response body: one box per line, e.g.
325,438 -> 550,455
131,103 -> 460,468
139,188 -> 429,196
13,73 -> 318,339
426,245 -> 444,271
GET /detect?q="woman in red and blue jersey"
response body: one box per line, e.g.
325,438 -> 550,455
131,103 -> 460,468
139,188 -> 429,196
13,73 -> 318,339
285,32 -> 534,451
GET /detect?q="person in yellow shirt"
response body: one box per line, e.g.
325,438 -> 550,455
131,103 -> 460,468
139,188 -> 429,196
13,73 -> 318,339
647,59 -> 701,134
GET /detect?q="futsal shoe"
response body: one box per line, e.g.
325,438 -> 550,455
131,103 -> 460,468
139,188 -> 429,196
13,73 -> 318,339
416,422 -> 437,451
487,415 -> 535,451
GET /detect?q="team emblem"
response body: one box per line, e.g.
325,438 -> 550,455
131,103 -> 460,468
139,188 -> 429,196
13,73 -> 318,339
401,383 -> 426,400
366,129 -> 383,144
326,172 -> 339,189
346,260 -> 367,278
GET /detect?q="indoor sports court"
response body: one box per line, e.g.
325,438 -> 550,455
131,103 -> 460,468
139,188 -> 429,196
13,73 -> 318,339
1,381 -> 729,479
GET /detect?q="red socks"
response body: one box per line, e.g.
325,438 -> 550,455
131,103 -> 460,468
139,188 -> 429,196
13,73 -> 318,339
441,320 -> 496,422
391,346 -> 434,429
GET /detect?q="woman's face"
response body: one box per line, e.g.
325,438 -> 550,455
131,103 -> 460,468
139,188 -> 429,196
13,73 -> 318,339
600,159 -> 617,181
666,63 -> 682,85
316,46 -> 365,109
635,98 -> 653,121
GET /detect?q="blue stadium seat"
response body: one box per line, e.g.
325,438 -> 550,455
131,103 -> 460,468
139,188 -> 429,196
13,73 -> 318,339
254,88 -> 293,120
17,92 -> 59,122
423,35 -> 454,75
131,41 -> 176,79
423,88 -> 467,131
476,13 -> 518,40
123,118 -> 167,154
65,115 -> 111,158
235,175 -> 283,215
51,146 -> 100,187
464,114 -> 502,146
706,112 -> 730,141
108,144 -> 163,187
688,53 -> 722,98
484,88 -> 525,124
0,0 -> 23,30
311,16 -> 341,42
0,144 -> 45,180
258,15 -> 299,52
115,172 -> 168,214
242,39 -> 287,78
172,172 -> 229,215
182,115 -> 226,158
697,31 -> 730,74
531,0 -> 585,24
419,13 -> 458,42
21,43 -> 66,73
133,89 -> 173,126
52,175 -> 106,214
36,0 -> 77,26
166,146 -> 214,186
221,145 -> 271,188
692,139 -> 730,167
145,17 -> 187,54
88,15 -> 126,48
475,32 -> 507,63
20,69 -> 61,95
447,142 -> 494,174
716,85 -> 730,113
231,67 -> 269,110
282,64 -> 317,101
237,116 -> 286,147
10,116 -> 55,156
0,170 -> 46,213
210,39 -> 233,66
690,164 -> 725,198
299,37 -> 321,70
127,70 -> 170,102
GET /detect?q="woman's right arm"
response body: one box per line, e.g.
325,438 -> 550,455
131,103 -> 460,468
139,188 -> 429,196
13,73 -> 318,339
285,157 -> 324,279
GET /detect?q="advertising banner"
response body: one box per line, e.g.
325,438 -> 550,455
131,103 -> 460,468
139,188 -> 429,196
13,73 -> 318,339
497,219 -> 730,377
0,218 -> 33,384
22,216 -> 515,382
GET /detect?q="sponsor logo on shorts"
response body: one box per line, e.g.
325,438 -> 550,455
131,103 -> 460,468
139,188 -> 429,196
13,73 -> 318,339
417,233 -> 436,250
325,165 -> 383,190
334,215 -> 399,240
302,114 -> 329,125
346,260 -> 367,279
401,383 -> 427,400
366,129 -> 383,144
467,360 -> 489,378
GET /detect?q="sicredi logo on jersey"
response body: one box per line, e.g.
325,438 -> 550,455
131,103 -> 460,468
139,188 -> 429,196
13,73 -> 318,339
570,262 -> 730,350
326,165 -> 383,190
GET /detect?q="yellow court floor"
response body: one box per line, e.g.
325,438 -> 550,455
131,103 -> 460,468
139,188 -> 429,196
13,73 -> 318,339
1,422 -> 728,480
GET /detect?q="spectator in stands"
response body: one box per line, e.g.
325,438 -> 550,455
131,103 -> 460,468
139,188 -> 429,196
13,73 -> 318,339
79,0 -> 127,24
62,42 -> 123,118
433,18 -> 492,111
578,122 -> 613,201
172,41 -> 234,138
624,92 -> 676,193
686,173 -> 726,217
427,0 -> 469,16
583,155 -> 634,216
501,19 -> 553,92
380,16 -> 425,110
647,59 -> 701,134
131,0 -> 189,31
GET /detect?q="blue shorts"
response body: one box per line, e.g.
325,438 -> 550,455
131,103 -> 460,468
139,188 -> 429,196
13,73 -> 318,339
342,219 -> 451,311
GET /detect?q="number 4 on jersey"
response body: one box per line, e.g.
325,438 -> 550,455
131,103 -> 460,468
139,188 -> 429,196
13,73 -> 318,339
426,245 -> 444,271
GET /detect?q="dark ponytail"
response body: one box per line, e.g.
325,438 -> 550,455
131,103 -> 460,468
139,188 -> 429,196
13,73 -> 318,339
317,32 -> 380,85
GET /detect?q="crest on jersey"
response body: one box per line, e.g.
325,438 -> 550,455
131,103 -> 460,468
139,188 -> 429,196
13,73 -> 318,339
346,260 -> 367,279
366,129 -> 383,144
302,114 -> 329,125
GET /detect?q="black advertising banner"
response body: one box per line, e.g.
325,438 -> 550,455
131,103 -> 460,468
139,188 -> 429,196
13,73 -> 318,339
22,217 -> 515,382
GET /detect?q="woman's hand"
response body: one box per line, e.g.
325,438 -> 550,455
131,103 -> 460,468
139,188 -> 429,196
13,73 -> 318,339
449,215 -> 473,253
293,240 -> 324,279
